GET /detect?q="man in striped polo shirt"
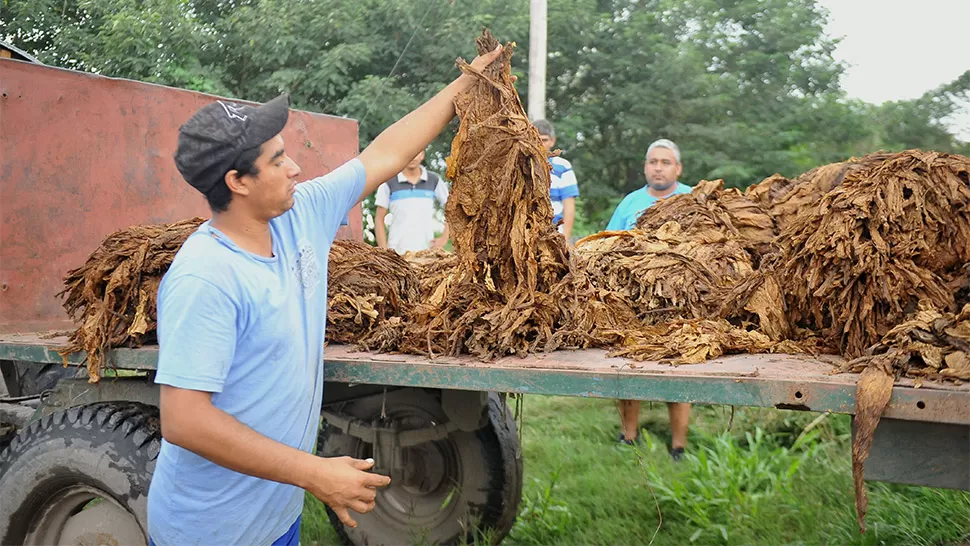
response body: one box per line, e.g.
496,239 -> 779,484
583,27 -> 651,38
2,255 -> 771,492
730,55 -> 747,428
374,149 -> 450,253
535,120 -> 580,240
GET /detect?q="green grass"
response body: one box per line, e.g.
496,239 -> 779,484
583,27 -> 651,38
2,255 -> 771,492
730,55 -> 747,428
303,396 -> 970,546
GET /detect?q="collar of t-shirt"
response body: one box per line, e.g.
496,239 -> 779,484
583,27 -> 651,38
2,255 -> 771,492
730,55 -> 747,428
643,182 -> 682,199
397,166 -> 428,185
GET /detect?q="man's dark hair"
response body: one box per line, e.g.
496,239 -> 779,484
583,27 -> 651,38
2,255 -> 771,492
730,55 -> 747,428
205,144 -> 262,212
205,144 -> 263,212
534,119 -> 555,139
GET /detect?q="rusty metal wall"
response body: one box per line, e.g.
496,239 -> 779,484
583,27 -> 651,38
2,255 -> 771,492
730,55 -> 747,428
0,60 -> 363,333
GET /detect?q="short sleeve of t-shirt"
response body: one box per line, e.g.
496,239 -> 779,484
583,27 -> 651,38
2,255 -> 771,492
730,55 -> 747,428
375,182 -> 391,209
606,194 -> 633,231
550,158 -> 580,201
559,171 -> 579,199
434,177 -> 449,205
556,159 -> 580,200
155,274 -> 239,393
295,158 -> 367,241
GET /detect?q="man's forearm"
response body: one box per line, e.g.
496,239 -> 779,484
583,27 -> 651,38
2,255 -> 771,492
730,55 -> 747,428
359,76 -> 472,197
375,215 -> 388,248
357,46 -> 503,200
563,199 -> 576,239
161,387 -> 317,491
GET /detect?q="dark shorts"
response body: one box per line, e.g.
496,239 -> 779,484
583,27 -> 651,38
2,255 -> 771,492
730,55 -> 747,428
150,515 -> 301,546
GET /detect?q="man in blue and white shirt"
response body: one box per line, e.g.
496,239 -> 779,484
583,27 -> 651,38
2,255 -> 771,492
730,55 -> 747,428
535,120 -> 580,240
148,45 -> 505,546
374,149 -> 450,253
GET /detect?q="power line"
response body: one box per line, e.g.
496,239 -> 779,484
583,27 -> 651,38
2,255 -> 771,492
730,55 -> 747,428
360,0 -> 439,128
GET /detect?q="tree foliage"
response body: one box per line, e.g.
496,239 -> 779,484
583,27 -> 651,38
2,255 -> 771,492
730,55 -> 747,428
3,0 -> 967,235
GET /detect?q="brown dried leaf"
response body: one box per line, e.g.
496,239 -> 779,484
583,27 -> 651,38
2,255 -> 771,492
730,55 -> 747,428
941,351 -> 970,379
58,217 -> 205,382
852,364 -> 894,533
326,240 -> 419,351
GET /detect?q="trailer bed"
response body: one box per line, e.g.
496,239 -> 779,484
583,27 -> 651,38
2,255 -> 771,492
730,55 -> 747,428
2,332 -> 967,425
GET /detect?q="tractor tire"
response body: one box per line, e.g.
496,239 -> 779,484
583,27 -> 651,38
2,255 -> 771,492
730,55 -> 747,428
319,389 -> 522,546
0,402 -> 160,545
4,361 -> 86,398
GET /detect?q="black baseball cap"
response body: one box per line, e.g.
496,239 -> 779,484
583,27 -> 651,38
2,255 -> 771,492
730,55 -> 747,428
175,93 -> 291,194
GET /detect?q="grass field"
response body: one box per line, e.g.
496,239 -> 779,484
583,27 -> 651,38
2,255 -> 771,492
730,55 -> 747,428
303,396 -> 970,546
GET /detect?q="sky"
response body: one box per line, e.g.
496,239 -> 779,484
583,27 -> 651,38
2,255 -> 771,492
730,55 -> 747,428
816,0 -> 970,140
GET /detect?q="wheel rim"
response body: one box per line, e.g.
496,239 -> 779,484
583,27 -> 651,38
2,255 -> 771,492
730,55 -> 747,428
354,408 -> 465,532
23,484 -> 146,546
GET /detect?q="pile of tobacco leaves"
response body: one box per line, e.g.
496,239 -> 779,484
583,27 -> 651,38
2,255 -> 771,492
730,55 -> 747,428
753,149 -> 970,530
574,222 -> 753,324
326,240 -> 419,351
58,217 -> 205,382
55,29 -> 970,533
636,178 -> 777,261
766,151 -> 970,367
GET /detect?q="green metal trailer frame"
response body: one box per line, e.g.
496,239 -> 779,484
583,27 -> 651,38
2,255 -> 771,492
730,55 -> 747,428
2,332 -> 968,491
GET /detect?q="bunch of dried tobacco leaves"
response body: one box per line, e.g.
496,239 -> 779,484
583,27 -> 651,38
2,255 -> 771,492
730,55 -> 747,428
58,217 -> 205,382
636,178 -> 777,260
326,240 -> 419,351
779,150 -> 970,359
398,30 -> 594,359
768,150 -> 970,531
574,221 -> 753,323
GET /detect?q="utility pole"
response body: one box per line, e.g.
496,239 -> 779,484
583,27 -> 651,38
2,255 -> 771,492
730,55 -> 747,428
528,0 -> 547,121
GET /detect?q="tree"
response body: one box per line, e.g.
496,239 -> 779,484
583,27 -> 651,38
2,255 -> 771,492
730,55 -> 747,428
1,0 -> 229,94
864,70 -> 970,155
540,0 -> 849,229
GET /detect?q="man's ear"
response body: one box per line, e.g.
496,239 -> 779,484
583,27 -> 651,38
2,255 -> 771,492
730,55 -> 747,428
675,163 -> 683,178
224,169 -> 252,197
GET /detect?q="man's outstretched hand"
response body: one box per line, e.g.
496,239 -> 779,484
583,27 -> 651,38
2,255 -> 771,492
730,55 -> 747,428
356,43 -> 513,201
306,456 -> 391,528
468,44 -> 504,73
464,44 -> 517,83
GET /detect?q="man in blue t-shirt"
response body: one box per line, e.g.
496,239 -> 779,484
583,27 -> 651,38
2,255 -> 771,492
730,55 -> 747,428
605,138 -> 692,230
607,139 -> 692,460
534,119 -> 580,240
147,45 -> 505,546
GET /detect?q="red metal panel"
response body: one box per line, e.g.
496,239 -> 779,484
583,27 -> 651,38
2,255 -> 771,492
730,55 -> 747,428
0,60 -> 362,333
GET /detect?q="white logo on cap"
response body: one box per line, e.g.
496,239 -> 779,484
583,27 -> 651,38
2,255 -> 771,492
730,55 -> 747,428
218,101 -> 248,122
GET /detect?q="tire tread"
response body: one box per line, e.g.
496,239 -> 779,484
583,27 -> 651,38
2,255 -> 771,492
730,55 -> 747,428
0,402 -> 159,468
0,402 -> 161,544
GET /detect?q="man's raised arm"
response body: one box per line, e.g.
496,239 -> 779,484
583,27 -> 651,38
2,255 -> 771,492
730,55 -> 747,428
356,46 -> 504,201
